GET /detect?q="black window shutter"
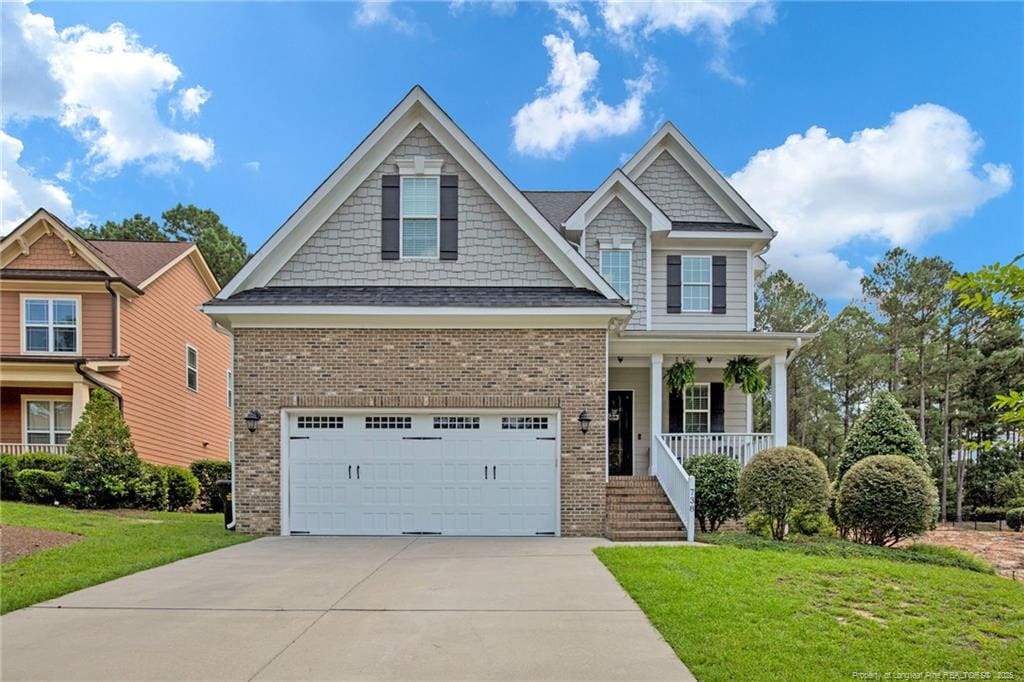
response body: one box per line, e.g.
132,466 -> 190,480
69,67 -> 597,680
710,382 -> 725,433
668,389 -> 683,433
667,255 -> 681,314
381,175 -> 400,261
439,175 -> 458,260
712,255 -> 727,314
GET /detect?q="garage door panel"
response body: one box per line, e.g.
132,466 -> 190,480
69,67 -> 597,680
288,412 -> 557,536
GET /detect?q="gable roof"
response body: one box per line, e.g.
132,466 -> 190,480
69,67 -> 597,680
218,86 -> 620,300
563,169 -> 671,235
621,121 -> 776,237
1,208 -> 122,276
89,240 -> 194,286
522,191 -> 592,233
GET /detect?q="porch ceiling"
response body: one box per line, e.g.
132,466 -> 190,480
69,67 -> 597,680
609,330 -> 810,359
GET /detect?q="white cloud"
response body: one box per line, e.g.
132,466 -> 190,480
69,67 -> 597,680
355,1 -> 414,33
599,0 -> 774,83
549,1 -> 591,36
449,0 -> 517,16
242,160 -> 261,172
1,1 -> 215,176
729,103 -> 1013,299
171,85 -> 211,120
512,34 -> 655,158
0,131 -> 74,234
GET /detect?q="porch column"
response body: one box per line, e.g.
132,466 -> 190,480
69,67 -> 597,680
71,381 -> 90,426
650,353 -> 663,475
771,353 -> 788,447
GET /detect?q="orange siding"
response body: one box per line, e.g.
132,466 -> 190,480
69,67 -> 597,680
6,234 -> 95,270
119,256 -> 231,467
0,289 -> 113,357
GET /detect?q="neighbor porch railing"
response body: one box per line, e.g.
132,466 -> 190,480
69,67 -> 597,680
662,433 -> 774,468
0,443 -> 68,456
653,435 -> 695,542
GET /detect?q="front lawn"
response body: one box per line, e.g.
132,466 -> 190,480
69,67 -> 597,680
596,542 -> 1023,681
1,502 -> 251,614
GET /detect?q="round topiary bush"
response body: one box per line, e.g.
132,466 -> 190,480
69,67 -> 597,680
15,469 -> 63,504
837,392 -> 928,479
1007,508 -> 1024,532
836,455 -> 937,546
164,466 -> 199,511
737,446 -> 830,540
687,453 -> 741,532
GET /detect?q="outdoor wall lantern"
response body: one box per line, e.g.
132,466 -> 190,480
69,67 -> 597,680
578,409 -> 592,435
244,410 -> 262,433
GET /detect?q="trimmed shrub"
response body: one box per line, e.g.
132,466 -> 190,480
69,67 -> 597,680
15,469 -> 63,504
15,452 -> 70,473
837,392 -> 928,479
1007,508 -> 1024,532
743,512 -> 772,539
132,463 -> 168,510
1,454 -> 19,501
63,389 -> 142,508
165,466 -> 199,511
190,459 -> 231,512
837,455 -> 937,546
969,506 -> 1006,522
994,471 -> 1024,507
738,446 -> 830,540
790,505 -> 837,537
688,453 -> 741,532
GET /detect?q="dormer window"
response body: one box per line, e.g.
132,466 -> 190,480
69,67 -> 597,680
400,176 -> 440,258
600,249 -> 632,301
22,296 -> 79,354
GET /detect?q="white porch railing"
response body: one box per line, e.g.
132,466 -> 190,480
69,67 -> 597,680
0,443 -> 68,456
653,435 -> 695,542
662,433 -> 774,468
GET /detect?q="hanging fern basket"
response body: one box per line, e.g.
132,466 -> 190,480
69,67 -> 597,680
723,356 -> 768,395
665,359 -> 695,397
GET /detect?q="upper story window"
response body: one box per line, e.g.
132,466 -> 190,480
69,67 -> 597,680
682,256 -> 712,312
683,383 -> 710,433
23,297 -> 79,354
600,249 -> 631,301
186,345 -> 199,392
401,176 -> 440,258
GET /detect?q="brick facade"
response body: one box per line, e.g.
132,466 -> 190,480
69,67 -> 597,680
233,327 -> 608,536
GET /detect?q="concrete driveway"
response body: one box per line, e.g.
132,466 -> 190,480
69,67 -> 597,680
1,537 -> 693,681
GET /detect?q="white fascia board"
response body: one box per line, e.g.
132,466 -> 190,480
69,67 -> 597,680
664,231 -> 772,241
621,122 -> 776,237
220,86 -> 621,301
564,170 -> 671,234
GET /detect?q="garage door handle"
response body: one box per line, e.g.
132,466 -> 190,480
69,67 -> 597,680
536,437 -> 556,441
356,465 -> 361,479
403,436 -> 442,440
484,465 -> 488,480
348,465 -> 352,480
492,465 -> 497,480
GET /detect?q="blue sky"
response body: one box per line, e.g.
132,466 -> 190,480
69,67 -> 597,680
2,1 -> 1021,304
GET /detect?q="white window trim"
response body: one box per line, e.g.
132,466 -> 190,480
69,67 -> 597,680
21,395 -> 73,445
399,175 -> 440,260
681,255 -> 712,313
599,247 -> 633,303
226,369 -> 233,408
683,382 -> 711,434
186,344 -> 199,392
20,294 -> 82,355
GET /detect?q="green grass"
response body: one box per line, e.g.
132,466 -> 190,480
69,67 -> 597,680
700,531 -> 996,574
596,543 -> 1023,681
1,502 -> 252,614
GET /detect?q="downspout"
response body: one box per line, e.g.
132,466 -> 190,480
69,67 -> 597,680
104,279 -> 119,357
74,360 -> 124,412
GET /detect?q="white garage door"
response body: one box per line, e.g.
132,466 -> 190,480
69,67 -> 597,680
286,412 -> 559,536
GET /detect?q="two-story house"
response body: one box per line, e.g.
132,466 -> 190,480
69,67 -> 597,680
204,86 -> 808,540
1,209 -> 232,468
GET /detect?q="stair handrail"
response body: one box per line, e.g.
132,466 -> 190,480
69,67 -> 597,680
653,435 -> 696,542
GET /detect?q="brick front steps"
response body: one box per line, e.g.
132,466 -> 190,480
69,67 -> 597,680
606,475 -> 687,541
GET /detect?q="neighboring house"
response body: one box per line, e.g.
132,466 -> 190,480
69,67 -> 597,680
1,209 -> 232,468
204,86 -> 807,540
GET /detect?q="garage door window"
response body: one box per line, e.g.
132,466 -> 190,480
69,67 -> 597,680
433,416 -> 480,430
365,416 -> 412,429
298,416 -> 344,429
501,416 -> 549,430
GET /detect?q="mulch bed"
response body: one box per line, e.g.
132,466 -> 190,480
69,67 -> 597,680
901,527 -> 1024,580
0,525 -> 83,563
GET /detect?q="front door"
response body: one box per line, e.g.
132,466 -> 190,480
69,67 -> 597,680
608,391 -> 633,476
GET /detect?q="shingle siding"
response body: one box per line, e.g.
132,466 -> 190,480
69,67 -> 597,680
233,327 -> 607,536
584,198 -> 647,331
271,125 -> 572,287
635,151 -> 731,223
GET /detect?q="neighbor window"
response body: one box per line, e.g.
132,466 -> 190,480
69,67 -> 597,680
401,176 -> 439,258
186,345 -> 199,392
23,297 -> 78,353
600,249 -> 631,301
25,399 -> 72,445
226,369 -> 233,408
683,383 -> 710,433
682,256 -> 711,312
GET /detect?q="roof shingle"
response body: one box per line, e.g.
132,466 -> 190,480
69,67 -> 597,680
207,286 -> 624,308
88,240 -> 194,287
